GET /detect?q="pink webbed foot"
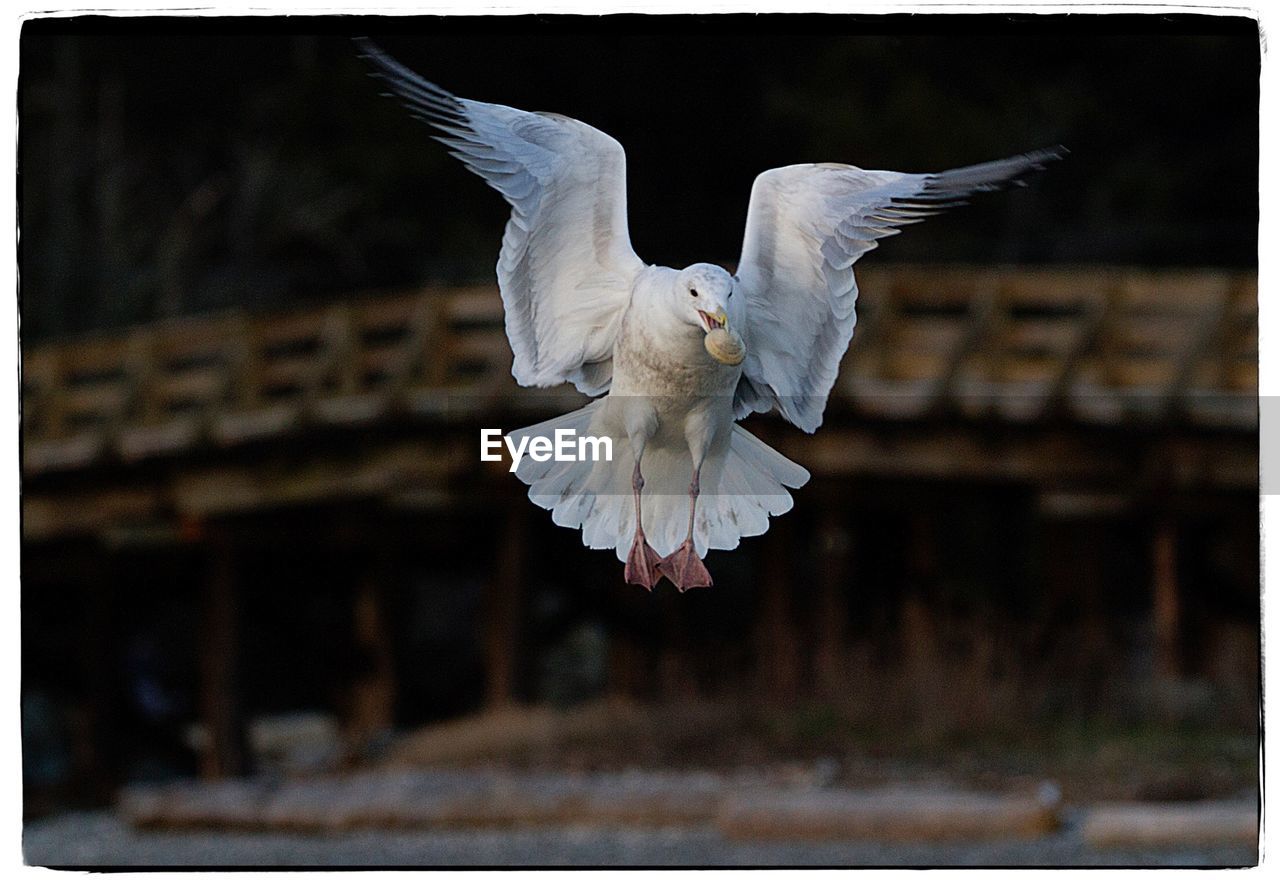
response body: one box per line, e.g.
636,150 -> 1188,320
657,539 -> 713,592
624,533 -> 664,590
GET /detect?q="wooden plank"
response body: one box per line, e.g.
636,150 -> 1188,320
718,788 -> 1060,842
253,305 -> 331,343
224,315 -> 263,410
988,267 -> 1112,306
119,769 -> 727,832
311,392 -> 389,426
317,303 -> 360,396
1162,292 -> 1236,418
118,416 -> 202,460
444,286 -> 505,322
1183,392 -> 1257,429
383,295 -> 442,397
1109,357 -> 1180,388
154,367 -> 229,404
1116,269 -> 1241,308
846,378 -> 936,418
992,357 -> 1064,384
1042,294 -> 1114,416
788,427 -> 1127,484
211,403 -> 301,444
23,487 -> 165,540
1082,802 -> 1257,848
1002,317 -> 1082,355
989,380 -> 1055,422
931,287 -> 1001,413
352,290 -> 424,329
1038,490 -> 1133,518
58,382 -> 131,422
359,342 -> 410,378
23,432 -> 106,474
170,442 -> 464,517
1113,315 -> 1202,352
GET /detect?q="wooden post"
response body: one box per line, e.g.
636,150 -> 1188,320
73,548 -> 116,804
606,575 -> 650,701
484,504 -> 526,709
901,512 -> 940,680
603,571 -> 630,700
343,564 -> 397,761
813,510 -> 851,696
658,591 -> 698,701
1153,517 -> 1182,679
755,520 -> 801,702
198,529 -> 247,779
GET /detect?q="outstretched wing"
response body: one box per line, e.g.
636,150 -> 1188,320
733,148 -> 1066,432
358,40 -> 646,395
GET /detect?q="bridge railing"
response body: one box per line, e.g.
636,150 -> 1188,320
21,266 -> 1258,477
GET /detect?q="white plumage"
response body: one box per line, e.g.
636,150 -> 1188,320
360,41 -> 1064,590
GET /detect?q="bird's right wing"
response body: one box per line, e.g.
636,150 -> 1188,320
359,40 -> 646,395
733,149 -> 1065,432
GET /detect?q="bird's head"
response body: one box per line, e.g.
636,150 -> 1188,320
676,263 -> 736,334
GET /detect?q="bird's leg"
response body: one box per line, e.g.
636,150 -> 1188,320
657,463 -> 713,592
624,458 -> 663,590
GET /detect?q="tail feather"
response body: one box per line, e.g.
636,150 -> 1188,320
509,401 -> 809,563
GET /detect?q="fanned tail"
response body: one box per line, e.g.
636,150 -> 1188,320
511,402 -> 809,564
682,424 -> 810,558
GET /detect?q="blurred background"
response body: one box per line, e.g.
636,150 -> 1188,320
19,14 -> 1260,867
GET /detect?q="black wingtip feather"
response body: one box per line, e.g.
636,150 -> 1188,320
353,37 -> 469,130
921,145 -> 1068,202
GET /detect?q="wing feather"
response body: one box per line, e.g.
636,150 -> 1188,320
358,40 -> 645,394
733,148 -> 1066,431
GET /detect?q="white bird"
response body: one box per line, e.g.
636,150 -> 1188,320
360,41 -> 1064,591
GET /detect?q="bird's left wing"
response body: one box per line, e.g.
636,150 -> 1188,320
359,40 -> 646,395
733,149 -> 1065,432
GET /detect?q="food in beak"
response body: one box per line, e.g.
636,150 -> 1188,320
698,310 -> 727,331
704,327 -> 746,365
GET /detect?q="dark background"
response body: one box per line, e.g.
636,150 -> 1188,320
18,15 -> 1261,851
20,15 -> 1259,342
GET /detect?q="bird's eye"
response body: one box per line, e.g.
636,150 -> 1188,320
690,288 -> 699,297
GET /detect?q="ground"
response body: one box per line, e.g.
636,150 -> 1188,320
383,699 -> 1259,803
22,810 -> 1257,868
23,700 -> 1260,869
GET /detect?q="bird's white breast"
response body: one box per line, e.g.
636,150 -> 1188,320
610,268 -> 742,404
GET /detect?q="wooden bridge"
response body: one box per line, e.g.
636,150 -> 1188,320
22,264 -> 1257,541
19,264 -> 1261,785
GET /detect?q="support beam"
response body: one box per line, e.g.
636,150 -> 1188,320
658,592 -> 698,701
607,629 -> 645,701
484,504 -> 526,709
1152,518 -> 1182,679
72,550 -> 117,804
343,562 -> 397,762
755,520 -> 801,702
605,572 -> 649,701
813,511 -> 851,696
198,529 -> 247,779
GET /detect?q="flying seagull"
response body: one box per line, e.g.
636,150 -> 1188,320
358,40 -> 1064,591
